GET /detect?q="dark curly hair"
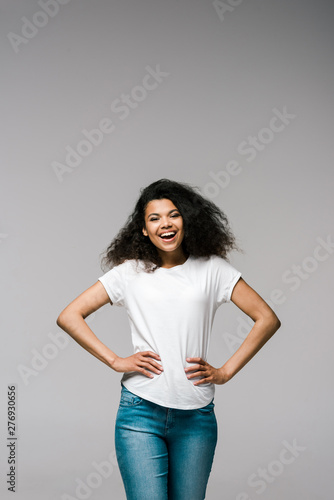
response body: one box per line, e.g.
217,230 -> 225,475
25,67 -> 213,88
100,178 -> 242,272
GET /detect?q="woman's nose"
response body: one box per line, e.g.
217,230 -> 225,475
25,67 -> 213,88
160,217 -> 172,228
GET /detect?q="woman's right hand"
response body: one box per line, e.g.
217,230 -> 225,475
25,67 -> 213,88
110,351 -> 163,378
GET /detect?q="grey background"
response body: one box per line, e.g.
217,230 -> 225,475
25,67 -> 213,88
1,0 -> 333,498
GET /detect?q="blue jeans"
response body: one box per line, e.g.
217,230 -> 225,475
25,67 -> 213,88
115,384 -> 218,500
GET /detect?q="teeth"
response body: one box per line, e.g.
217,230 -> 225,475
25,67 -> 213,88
161,232 -> 175,237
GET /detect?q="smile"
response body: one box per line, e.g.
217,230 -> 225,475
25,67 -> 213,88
159,231 -> 176,242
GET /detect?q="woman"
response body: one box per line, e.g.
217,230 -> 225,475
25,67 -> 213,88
56,178 -> 281,500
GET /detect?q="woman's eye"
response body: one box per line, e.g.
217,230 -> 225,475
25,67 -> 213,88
149,214 -> 179,221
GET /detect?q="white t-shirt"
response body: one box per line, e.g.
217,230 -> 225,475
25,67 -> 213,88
98,254 -> 242,409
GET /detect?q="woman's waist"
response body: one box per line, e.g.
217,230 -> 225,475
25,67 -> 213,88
120,370 -> 214,409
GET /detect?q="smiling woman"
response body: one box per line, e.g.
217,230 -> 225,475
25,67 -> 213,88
56,178 -> 281,500
142,199 -> 186,268
100,178 -> 240,273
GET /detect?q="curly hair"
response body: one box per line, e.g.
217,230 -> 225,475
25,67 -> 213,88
100,178 -> 242,272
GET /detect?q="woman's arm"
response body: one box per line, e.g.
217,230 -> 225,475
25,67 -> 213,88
56,281 -> 163,377
185,278 -> 281,385
56,281 -> 119,367
221,277 -> 281,380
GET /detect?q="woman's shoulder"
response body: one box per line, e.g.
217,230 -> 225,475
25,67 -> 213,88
191,254 -> 226,265
99,259 -> 140,278
191,254 -> 237,272
110,258 -> 146,273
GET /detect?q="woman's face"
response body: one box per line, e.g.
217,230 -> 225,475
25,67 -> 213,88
142,198 -> 185,255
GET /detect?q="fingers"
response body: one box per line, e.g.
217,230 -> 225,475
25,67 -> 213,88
141,369 -> 155,379
140,351 -> 163,369
184,359 -> 206,375
186,370 -> 204,380
141,353 -> 163,371
186,357 -> 204,364
185,367 -> 203,378
185,358 -> 211,384
140,360 -> 163,375
193,377 -> 210,386
185,363 -> 204,372
136,363 -> 157,379
136,351 -> 163,377
143,351 -> 161,360
187,368 -> 212,385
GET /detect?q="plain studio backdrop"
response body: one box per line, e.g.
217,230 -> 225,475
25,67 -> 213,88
1,0 -> 333,499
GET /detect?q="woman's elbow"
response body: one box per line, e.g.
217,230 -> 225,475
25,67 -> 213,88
269,312 -> 281,333
56,307 -> 83,329
258,310 -> 281,333
56,312 -> 66,328
56,310 -> 73,329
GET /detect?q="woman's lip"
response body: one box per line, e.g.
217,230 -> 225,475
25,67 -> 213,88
159,233 -> 177,242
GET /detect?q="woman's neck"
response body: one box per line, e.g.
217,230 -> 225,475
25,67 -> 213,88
158,249 -> 189,269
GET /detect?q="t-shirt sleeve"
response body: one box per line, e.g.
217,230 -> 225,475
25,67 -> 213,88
212,256 -> 242,307
98,266 -> 125,307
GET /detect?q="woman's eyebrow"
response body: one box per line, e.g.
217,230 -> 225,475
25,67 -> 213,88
147,209 -> 179,217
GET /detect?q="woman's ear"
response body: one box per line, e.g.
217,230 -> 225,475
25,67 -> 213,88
142,227 -> 148,237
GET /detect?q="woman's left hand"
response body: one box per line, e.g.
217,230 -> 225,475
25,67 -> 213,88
185,357 -> 230,385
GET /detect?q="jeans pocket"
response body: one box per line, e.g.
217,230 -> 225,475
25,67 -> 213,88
195,399 -> 215,415
119,387 -> 143,407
